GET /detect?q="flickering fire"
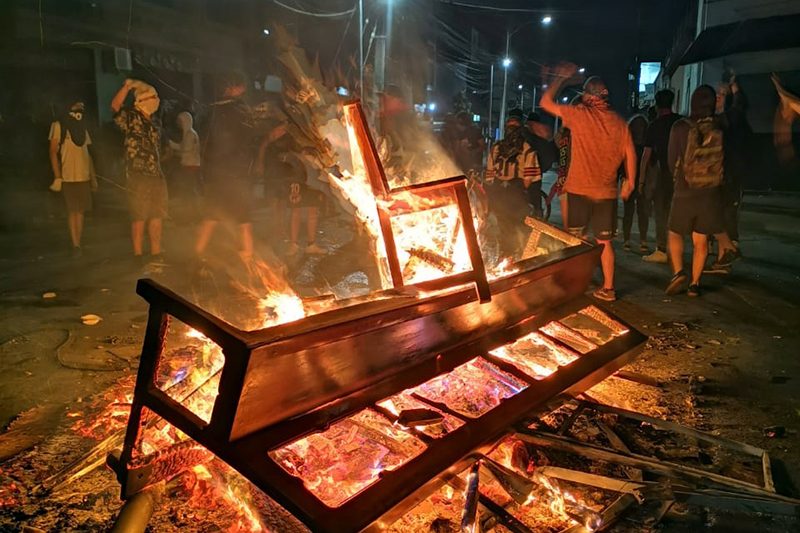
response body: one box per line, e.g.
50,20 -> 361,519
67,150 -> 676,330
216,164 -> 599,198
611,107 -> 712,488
490,331 -> 578,379
489,438 -> 603,531
189,464 -> 267,533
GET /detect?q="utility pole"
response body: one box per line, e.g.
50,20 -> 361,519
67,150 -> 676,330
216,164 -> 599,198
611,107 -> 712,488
488,63 -> 494,140
359,0 -> 364,102
498,30 -> 510,138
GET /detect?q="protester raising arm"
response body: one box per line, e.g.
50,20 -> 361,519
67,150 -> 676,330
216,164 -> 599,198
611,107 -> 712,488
540,63 -> 579,117
111,79 -> 132,113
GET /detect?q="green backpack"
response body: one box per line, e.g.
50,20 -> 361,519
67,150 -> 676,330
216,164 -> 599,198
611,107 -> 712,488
680,117 -> 724,189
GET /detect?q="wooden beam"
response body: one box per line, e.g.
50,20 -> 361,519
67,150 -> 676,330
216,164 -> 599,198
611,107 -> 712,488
516,430 -> 799,503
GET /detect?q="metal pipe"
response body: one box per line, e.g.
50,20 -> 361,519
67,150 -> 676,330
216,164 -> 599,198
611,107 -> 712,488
109,483 -> 164,533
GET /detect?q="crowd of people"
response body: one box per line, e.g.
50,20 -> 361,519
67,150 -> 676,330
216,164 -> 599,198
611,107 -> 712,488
445,62 -> 749,301
46,62 -> 751,301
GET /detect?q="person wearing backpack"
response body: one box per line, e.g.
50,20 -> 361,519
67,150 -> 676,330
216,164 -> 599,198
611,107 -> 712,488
665,85 -> 724,297
48,100 -> 97,257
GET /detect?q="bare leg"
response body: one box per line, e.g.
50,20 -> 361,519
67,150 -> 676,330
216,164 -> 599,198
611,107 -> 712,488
239,222 -> 254,261
131,220 -> 145,256
597,239 -> 615,290
289,208 -> 301,245
67,212 -> 81,247
306,207 -> 319,243
559,195 -> 568,229
148,218 -> 162,255
195,219 -> 217,256
691,232 -> 708,285
668,231 -> 684,274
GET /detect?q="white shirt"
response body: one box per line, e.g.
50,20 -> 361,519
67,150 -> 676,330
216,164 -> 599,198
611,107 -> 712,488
168,129 -> 201,167
49,121 -> 93,182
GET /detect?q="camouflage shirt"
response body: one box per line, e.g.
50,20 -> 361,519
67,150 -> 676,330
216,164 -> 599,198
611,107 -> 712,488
114,108 -> 163,178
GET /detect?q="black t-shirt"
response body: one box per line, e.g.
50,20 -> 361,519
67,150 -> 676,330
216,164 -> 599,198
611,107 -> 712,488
644,112 -> 681,171
522,130 -> 558,172
203,99 -> 255,181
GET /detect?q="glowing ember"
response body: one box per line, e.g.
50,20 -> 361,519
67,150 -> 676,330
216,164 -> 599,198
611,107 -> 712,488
486,439 -> 603,531
490,331 -> 578,379
270,409 -> 425,507
540,321 -> 599,354
409,357 -> 527,418
487,257 -> 519,280
560,305 -> 629,345
188,464 -> 267,533
378,392 -> 464,438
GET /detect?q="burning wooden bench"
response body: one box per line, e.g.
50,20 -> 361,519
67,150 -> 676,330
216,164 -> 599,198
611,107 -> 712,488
107,103 -> 647,532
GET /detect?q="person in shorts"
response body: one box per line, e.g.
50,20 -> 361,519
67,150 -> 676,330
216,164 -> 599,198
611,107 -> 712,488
48,100 -> 96,257
541,65 -> 637,302
640,89 -> 682,264
195,73 -> 257,263
621,114 -> 650,253
665,85 -> 724,297
278,155 -> 325,255
111,79 -> 167,263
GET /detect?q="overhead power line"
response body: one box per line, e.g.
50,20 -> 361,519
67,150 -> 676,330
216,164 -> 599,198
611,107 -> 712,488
272,0 -> 356,18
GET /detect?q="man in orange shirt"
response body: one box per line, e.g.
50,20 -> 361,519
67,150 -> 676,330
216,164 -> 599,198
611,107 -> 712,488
541,64 -> 636,302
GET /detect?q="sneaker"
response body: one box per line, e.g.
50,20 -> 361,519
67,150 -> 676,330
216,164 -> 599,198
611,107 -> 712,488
643,249 -> 668,264
286,242 -> 299,255
704,262 -> 731,275
665,270 -> 688,295
305,243 -> 325,255
687,284 -> 701,297
623,241 -> 632,252
639,242 -> 650,254
712,249 -> 742,267
592,287 -> 617,302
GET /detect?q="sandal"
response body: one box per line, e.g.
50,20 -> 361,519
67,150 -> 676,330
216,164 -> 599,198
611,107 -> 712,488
665,270 -> 688,295
687,284 -> 701,297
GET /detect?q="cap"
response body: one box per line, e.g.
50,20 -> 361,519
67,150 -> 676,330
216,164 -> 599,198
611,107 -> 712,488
506,108 -> 524,124
526,112 -> 542,123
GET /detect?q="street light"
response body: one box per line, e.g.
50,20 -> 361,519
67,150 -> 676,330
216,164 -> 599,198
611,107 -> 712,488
541,15 -> 552,25
502,57 -> 512,68
579,67 -> 586,74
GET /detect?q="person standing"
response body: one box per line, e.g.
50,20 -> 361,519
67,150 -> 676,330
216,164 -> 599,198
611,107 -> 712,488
48,100 -> 96,257
640,89 -> 682,264
541,66 -> 637,302
706,74 -> 749,273
111,79 -> 167,264
485,109 -> 541,258
522,112 -> 558,219
665,85 -> 725,297
621,114 -> 650,253
168,111 -> 202,224
195,73 -> 257,263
